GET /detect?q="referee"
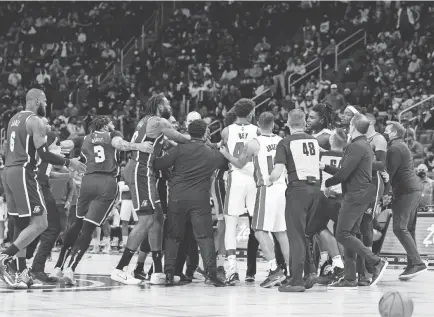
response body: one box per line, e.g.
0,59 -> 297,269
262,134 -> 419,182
321,113 -> 388,288
270,109 -> 321,293
154,119 -> 227,287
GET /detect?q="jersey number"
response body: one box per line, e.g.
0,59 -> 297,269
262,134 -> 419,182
266,155 -> 273,175
94,145 -> 105,163
330,159 -> 337,167
302,142 -> 316,156
9,131 -> 15,152
233,142 -> 252,162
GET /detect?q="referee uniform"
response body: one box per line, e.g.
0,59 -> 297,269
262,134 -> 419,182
275,132 -> 321,292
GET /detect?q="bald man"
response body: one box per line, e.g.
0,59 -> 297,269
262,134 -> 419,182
186,111 -> 201,127
321,114 -> 388,288
0,89 -> 86,288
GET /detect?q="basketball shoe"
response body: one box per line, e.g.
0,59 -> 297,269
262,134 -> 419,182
111,267 -> 142,285
0,254 -> 16,287
63,267 -> 75,286
260,268 -> 286,288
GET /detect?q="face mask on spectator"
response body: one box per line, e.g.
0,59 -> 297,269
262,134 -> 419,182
417,172 -> 426,178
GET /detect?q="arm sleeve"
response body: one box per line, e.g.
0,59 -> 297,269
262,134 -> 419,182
325,144 -> 363,187
274,140 -> 287,165
154,146 -> 178,170
386,146 -> 401,183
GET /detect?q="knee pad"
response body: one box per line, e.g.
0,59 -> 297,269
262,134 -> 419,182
14,216 -> 30,230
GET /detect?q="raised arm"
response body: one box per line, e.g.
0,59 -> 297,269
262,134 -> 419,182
27,116 -> 85,172
150,117 -> 190,144
111,131 -> 154,153
220,139 -> 259,169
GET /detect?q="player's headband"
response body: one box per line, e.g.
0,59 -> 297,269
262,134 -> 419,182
345,106 -> 359,115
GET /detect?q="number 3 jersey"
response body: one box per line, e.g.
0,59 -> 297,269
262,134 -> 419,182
226,123 -> 258,177
320,150 -> 343,193
80,130 -> 122,177
253,134 -> 286,186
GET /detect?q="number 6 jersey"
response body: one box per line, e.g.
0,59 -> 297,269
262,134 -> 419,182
253,134 -> 286,186
80,130 -> 122,177
226,123 -> 258,176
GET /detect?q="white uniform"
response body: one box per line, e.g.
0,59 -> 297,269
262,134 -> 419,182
224,123 -> 258,216
119,181 -> 138,222
251,134 -> 287,232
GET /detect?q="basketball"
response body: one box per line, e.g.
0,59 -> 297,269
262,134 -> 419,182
378,291 -> 414,317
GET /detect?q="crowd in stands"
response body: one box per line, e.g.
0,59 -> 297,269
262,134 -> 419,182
1,1 -> 434,166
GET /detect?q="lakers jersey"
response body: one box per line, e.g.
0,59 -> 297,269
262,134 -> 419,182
253,134 -> 286,186
226,123 -> 257,176
320,150 -> 343,193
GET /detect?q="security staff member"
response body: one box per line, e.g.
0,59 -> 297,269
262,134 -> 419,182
321,113 -> 388,288
154,119 -> 227,287
384,121 -> 427,280
270,109 -> 321,293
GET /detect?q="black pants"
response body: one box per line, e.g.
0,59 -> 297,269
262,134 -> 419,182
392,191 -> 423,266
165,199 -> 216,275
356,212 -> 374,276
336,198 -> 381,281
31,187 -> 67,272
175,220 -> 199,276
285,184 -> 320,286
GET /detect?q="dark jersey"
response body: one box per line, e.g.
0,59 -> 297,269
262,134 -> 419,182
130,115 -> 164,170
275,133 -> 320,183
80,131 -> 122,177
5,111 -> 37,170
320,150 -> 343,193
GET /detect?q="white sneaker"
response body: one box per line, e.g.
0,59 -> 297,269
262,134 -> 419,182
150,272 -> 166,285
63,267 -> 75,285
110,267 -> 142,285
49,267 -> 63,281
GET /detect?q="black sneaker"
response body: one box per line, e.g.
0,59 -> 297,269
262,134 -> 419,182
226,272 -> 240,286
179,273 -> 193,283
278,283 -> 305,292
134,270 -> 148,281
398,264 -> 427,281
317,273 -> 334,285
165,272 -> 175,287
260,268 -> 285,288
216,266 -> 226,282
303,273 -> 317,289
30,271 -> 58,286
245,275 -> 255,282
328,278 -> 358,289
370,259 -> 388,287
205,273 -> 226,287
358,275 -> 371,286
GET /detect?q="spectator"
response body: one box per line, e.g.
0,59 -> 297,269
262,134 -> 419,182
324,84 -> 346,111
404,129 -> 425,159
8,68 -> 22,87
416,164 -> 434,208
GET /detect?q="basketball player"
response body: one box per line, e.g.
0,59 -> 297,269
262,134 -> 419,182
0,88 -> 86,288
341,106 -> 360,133
118,174 -> 137,249
271,109 -> 321,292
306,129 -> 347,285
356,113 -> 387,286
221,112 -> 290,288
51,116 -> 154,285
111,94 -> 190,285
221,99 -> 258,285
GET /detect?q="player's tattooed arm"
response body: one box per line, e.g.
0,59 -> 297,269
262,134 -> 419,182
111,136 -> 154,153
155,118 -> 190,144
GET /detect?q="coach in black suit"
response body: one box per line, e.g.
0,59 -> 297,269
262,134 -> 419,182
154,119 -> 227,287
320,113 -> 388,288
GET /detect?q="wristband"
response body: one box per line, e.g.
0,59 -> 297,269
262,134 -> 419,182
64,158 -> 71,168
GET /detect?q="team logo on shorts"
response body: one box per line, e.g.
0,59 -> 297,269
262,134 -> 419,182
141,200 -> 148,208
33,206 -> 41,214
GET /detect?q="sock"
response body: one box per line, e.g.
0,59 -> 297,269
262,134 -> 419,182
3,243 -> 19,257
268,259 -> 278,271
116,248 -> 135,270
216,254 -> 225,268
68,248 -> 87,272
152,251 -> 162,273
332,255 -> 344,269
122,235 -> 128,246
17,257 -> 26,272
135,262 -> 144,273
227,254 -> 237,274
287,265 -> 291,277
318,251 -> 329,274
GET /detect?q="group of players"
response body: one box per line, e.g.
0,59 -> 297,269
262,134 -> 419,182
0,87 -> 425,290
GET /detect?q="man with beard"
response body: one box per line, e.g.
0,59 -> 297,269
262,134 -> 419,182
0,89 -> 86,288
52,116 -> 154,285
340,105 -> 361,135
111,94 -> 191,285
306,103 -> 334,150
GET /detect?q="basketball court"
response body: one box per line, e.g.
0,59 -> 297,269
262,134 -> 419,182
0,252 -> 432,317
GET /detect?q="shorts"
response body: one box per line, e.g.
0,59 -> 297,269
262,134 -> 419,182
157,177 -> 168,214
76,174 -> 118,226
1,166 -> 46,218
123,160 -> 159,213
211,176 -> 226,221
306,193 -> 342,236
252,184 -> 286,232
119,200 -> 138,222
224,171 -> 256,217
